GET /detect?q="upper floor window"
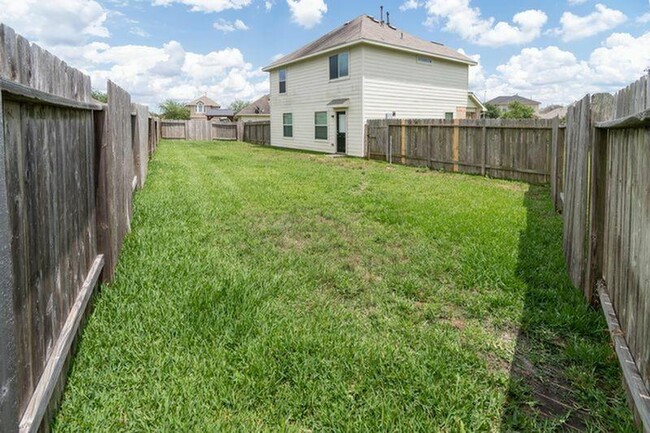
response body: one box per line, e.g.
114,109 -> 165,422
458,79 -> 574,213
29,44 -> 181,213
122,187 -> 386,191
279,68 -> 287,93
417,56 -> 433,65
197,102 -> 205,113
329,52 -> 349,80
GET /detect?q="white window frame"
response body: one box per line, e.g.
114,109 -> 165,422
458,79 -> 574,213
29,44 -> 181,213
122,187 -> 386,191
283,113 -> 293,138
279,68 -> 287,94
197,102 -> 205,113
314,111 -> 328,140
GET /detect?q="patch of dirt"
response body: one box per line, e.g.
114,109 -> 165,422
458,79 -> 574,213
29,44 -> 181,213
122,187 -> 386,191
503,333 -> 589,431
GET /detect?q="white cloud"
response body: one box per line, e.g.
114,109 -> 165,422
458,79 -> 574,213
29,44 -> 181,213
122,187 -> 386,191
469,31 -> 650,105
130,27 -> 151,37
399,0 -> 420,11
552,4 -> 626,42
265,0 -> 274,11
0,0 -> 109,46
567,0 -> 587,4
151,0 -> 252,13
637,12 -> 650,24
213,19 -> 249,32
408,0 -> 547,46
286,0 -> 327,29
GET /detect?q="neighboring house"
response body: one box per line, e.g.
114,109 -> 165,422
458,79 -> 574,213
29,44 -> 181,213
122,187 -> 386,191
487,95 -> 541,114
206,108 -> 235,122
235,94 -> 271,122
467,92 -> 486,119
262,14 -> 479,157
185,96 -> 220,120
537,106 -> 567,120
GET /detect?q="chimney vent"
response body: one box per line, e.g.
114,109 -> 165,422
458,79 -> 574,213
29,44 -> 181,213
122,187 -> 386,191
387,12 -> 390,26
380,6 -> 384,24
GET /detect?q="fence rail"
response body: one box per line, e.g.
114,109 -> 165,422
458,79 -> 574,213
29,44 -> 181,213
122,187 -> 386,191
161,119 -> 238,141
559,74 -> 650,431
365,118 -> 555,184
0,24 -> 160,432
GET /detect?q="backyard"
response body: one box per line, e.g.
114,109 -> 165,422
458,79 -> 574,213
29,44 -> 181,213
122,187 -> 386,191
52,140 -> 634,431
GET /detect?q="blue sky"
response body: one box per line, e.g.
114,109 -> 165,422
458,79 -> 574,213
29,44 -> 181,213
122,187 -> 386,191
1,0 -> 649,108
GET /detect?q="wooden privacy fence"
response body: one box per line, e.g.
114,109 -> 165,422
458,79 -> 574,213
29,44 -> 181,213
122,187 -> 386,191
366,118 -> 557,184
161,119 -> 238,141
243,120 -> 271,145
560,75 -> 650,431
0,24 -> 160,433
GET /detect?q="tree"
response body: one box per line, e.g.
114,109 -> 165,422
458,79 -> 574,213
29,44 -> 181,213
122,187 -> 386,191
484,103 -> 500,119
159,99 -> 190,120
500,101 -> 535,119
229,99 -> 250,113
91,89 -> 107,103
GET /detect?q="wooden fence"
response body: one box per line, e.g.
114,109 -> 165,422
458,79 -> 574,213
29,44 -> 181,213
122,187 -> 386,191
161,119 -> 238,141
0,24 -> 160,433
366,118 -> 556,184
559,75 -> 650,431
243,120 -> 271,145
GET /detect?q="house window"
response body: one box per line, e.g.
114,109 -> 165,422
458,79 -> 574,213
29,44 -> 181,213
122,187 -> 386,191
283,113 -> 293,137
417,56 -> 433,65
279,68 -> 287,94
314,111 -> 327,140
445,112 -> 454,121
197,102 -> 205,113
329,52 -> 349,80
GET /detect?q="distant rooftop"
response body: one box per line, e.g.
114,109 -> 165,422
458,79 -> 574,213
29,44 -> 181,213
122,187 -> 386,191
487,95 -> 541,106
206,108 -> 234,117
236,94 -> 270,116
264,14 -> 475,71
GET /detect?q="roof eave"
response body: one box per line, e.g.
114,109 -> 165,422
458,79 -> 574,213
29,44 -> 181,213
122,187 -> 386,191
263,39 -> 476,71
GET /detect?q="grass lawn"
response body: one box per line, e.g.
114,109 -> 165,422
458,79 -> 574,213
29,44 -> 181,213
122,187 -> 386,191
53,141 -> 635,432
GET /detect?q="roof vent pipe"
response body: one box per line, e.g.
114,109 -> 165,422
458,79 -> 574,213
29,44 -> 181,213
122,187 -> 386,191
387,12 -> 390,26
380,6 -> 384,24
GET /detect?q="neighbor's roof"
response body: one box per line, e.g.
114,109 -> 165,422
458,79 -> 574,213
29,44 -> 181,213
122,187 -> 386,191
487,95 -> 541,106
537,106 -> 567,119
235,94 -> 270,116
206,108 -> 235,117
468,92 -> 486,111
264,15 -> 476,71
186,95 -> 220,107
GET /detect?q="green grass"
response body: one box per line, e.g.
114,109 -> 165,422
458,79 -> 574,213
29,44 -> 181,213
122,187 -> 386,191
53,141 -> 635,432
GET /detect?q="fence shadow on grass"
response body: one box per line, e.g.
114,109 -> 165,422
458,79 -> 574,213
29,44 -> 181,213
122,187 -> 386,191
499,185 -> 632,431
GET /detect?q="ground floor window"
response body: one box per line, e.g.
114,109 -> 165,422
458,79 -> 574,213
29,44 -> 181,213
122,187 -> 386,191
445,112 -> 454,121
314,111 -> 327,140
283,113 -> 293,137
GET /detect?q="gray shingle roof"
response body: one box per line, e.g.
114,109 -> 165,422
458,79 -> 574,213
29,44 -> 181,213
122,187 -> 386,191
487,95 -> 541,106
235,94 -> 270,116
264,15 -> 475,70
206,108 -> 234,117
186,95 -> 220,107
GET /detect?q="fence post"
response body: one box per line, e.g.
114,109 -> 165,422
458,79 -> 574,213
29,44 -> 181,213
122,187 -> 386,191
427,124 -> 432,169
550,117 -> 560,210
481,122 -> 487,176
452,119 -> 460,172
0,86 -> 19,433
400,119 -> 406,164
585,93 -> 614,303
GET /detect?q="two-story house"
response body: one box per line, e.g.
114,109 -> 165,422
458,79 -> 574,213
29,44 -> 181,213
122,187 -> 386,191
185,96 -> 221,120
263,15 -> 482,157
486,95 -> 541,114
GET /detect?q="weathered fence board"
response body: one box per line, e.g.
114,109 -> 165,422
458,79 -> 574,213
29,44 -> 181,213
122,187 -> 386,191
562,74 -> 650,432
366,118 -> 553,183
0,24 -> 160,432
96,81 -> 133,283
161,119 -> 239,141
132,104 -> 149,189
243,120 -> 270,145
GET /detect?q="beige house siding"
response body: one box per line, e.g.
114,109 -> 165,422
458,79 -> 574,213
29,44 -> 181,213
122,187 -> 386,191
269,45 -> 364,157
361,45 -> 469,121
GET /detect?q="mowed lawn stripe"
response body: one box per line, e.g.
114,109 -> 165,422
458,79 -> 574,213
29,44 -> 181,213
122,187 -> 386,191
53,141 -> 635,432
